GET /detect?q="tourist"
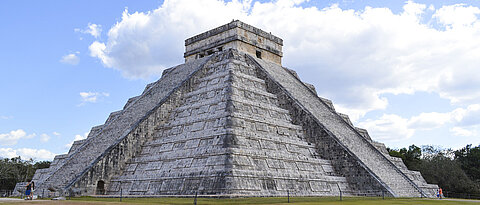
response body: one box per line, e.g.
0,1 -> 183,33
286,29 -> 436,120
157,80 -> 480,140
24,180 -> 32,200
30,181 -> 35,199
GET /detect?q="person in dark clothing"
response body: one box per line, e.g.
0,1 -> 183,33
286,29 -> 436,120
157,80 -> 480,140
25,181 -> 32,200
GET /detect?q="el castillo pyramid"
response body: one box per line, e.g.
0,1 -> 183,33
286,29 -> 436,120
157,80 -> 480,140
24,20 -> 438,198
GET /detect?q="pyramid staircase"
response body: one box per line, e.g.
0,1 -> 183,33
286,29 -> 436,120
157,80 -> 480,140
251,55 -> 435,197
28,21 -> 438,198
103,49 -> 354,196
32,55 -> 212,195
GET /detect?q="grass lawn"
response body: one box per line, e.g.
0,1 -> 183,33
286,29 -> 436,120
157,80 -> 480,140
65,196 -> 478,205
2,196 -> 478,204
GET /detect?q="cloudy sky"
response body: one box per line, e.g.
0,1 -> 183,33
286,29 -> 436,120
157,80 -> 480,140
1,0 -> 480,161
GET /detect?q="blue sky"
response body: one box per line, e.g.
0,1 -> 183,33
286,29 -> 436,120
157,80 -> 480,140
1,0 -> 480,161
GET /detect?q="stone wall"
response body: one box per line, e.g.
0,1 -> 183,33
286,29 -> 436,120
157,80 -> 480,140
225,50 -> 351,196
249,55 -> 391,197
98,49 -> 355,197
106,51 -> 234,196
249,54 -> 428,197
71,87 -> 185,195
67,56 -> 216,196
32,53 -> 211,197
184,20 -> 282,65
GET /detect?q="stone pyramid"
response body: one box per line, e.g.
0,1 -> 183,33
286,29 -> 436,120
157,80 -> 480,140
29,20 -> 437,198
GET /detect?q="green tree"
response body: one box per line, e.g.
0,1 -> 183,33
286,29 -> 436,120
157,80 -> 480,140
387,148 -> 404,160
387,144 -> 422,171
455,144 -> 480,183
388,145 -> 480,197
419,146 -> 479,195
34,161 -> 51,170
0,157 -> 50,190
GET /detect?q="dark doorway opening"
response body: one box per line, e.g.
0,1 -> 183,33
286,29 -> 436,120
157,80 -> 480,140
256,50 -> 262,59
96,180 -> 105,195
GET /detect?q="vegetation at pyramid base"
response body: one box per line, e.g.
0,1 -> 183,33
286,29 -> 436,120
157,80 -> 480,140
387,144 -> 480,198
454,144 -> 480,183
0,157 -> 50,190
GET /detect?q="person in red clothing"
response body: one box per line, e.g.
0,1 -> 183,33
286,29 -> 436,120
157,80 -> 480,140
439,188 -> 443,199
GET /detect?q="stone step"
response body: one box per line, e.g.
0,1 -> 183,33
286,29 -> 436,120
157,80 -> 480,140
141,82 -> 156,95
134,136 -> 319,167
105,110 -> 123,124
156,110 -> 229,131
355,127 -> 372,141
230,95 -> 290,115
183,80 -> 229,98
103,50 -> 357,197
36,55 -> 213,192
252,56 -> 425,197
123,96 -> 140,109
231,111 -> 304,131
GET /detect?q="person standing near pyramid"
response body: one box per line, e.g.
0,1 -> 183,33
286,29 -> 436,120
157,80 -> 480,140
24,180 -> 33,200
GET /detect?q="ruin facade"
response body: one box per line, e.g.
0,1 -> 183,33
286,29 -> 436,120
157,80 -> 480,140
23,20 -> 437,197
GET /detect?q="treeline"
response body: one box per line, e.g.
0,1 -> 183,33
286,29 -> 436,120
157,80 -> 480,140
0,157 -> 50,190
388,144 -> 480,197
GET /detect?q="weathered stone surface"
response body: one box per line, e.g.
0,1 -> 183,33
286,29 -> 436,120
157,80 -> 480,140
24,20 -> 437,198
250,54 -> 437,197
32,55 -> 211,195
88,50 -> 349,197
185,20 -> 283,65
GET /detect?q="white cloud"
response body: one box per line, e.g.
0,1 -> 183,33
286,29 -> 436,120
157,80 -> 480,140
356,103 -> 480,141
433,4 -> 480,29
89,0 -> 251,79
79,92 -> 110,104
60,53 -> 80,65
40,134 -> 50,142
75,23 -> 102,38
0,115 -> 12,120
450,127 -> 476,137
408,112 -> 451,130
86,1 -> 480,122
358,114 -> 414,141
0,129 -> 36,146
451,104 -> 480,126
0,148 -> 18,159
0,148 -> 56,161
447,104 -> 480,137
89,41 -> 108,64
65,132 -> 89,148
53,132 -> 60,136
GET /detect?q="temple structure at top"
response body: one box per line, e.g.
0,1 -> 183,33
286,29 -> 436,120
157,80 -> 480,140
184,20 -> 283,65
